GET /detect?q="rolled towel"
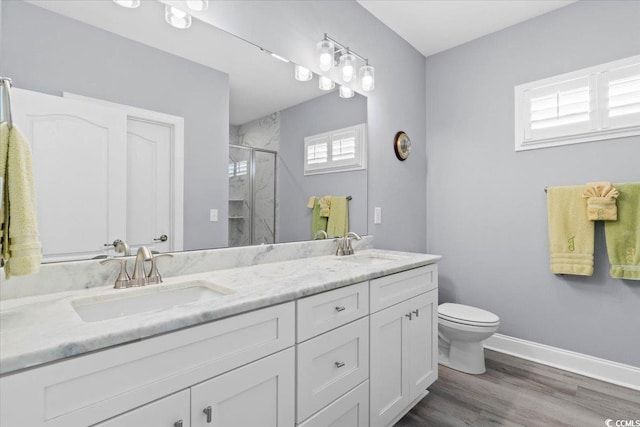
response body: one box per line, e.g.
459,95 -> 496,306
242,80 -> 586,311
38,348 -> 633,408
582,182 -> 619,221
319,195 -> 332,218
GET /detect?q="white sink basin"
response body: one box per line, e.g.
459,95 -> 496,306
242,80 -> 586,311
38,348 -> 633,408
338,253 -> 409,265
72,280 -> 234,322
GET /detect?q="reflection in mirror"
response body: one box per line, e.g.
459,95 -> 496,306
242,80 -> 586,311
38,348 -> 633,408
1,0 -> 368,262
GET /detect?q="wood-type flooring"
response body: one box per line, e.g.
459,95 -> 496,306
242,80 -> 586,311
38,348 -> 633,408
396,350 -> 640,427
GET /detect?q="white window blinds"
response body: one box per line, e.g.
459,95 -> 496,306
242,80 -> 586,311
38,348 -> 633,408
515,55 -> 640,151
304,124 -> 366,175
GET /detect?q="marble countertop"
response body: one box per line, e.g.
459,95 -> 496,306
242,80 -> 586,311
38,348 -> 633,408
0,249 -> 440,375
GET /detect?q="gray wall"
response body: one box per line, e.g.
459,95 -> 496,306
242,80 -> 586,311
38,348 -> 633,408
0,0 -> 230,251
426,0 -> 640,366
197,1 -> 428,253
279,92 -> 367,242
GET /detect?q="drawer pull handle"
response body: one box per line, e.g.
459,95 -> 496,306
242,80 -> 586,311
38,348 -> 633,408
413,309 -> 420,317
405,312 -> 413,320
335,361 -> 346,368
174,421 -> 183,427
335,306 -> 346,312
203,406 -> 213,423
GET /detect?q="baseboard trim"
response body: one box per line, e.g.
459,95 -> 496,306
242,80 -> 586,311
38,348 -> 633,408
484,333 -> 640,391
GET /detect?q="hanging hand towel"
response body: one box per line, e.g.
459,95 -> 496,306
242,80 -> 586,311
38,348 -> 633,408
326,196 -> 349,238
582,182 -> 619,221
547,185 -> 594,276
0,122 -> 42,278
604,182 -> 640,280
309,196 -> 328,239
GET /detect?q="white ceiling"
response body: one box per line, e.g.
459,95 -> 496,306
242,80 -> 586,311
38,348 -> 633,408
25,0 -> 577,125
357,0 -> 577,57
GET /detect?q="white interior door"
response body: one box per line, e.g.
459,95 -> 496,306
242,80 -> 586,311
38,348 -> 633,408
11,88 -> 127,262
126,118 -> 172,252
63,92 -> 184,253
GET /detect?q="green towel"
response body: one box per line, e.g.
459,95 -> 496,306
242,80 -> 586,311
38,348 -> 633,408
310,197 -> 328,239
547,186 -> 594,276
605,182 -> 640,280
326,196 -> 349,238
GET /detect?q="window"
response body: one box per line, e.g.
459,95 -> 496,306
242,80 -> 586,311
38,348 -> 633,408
515,55 -> 640,151
304,123 -> 367,175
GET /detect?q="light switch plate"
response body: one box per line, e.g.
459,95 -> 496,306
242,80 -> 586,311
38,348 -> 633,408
210,209 -> 218,222
374,207 -> 382,224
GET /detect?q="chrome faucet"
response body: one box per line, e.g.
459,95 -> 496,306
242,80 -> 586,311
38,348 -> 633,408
335,231 -> 362,256
130,246 -> 152,286
314,230 -> 328,240
102,246 -> 174,289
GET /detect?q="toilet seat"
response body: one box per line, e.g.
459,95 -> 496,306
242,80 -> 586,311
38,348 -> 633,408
438,303 -> 500,327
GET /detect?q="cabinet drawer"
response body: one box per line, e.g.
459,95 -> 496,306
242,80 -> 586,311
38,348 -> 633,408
298,380 -> 368,427
297,282 -> 369,342
370,265 -> 437,313
297,317 -> 369,422
93,390 -> 190,427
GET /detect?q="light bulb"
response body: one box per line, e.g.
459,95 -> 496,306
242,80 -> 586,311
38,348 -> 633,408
339,85 -> 354,98
295,65 -> 313,82
317,40 -> 335,72
340,53 -> 355,83
113,0 -> 140,8
186,0 -> 208,11
165,5 -> 192,29
360,65 -> 375,91
319,76 -> 335,91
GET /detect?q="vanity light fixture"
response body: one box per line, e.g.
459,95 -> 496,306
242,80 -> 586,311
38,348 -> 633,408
295,65 -> 313,82
165,5 -> 192,29
185,0 -> 209,11
317,33 -> 375,92
339,85 -> 354,98
319,76 -> 335,91
112,0 -> 140,8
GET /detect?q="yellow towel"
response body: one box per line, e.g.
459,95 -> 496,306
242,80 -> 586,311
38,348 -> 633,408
326,196 -> 349,238
319,195 -> 332,217
547,186 -> 594,276
309,197 -> 328,239
604,182 -> 640,280
582,182 -> 619,221
0,122 -> 42,278
307,196 -> 316,209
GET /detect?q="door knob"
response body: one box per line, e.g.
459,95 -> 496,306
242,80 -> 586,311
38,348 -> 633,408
154,234 -> 168,242
174,421 -> 183,427
413,309 -> 420,318
405,312 -> 413,320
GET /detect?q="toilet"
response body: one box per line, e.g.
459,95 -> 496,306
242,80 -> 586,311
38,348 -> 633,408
438,303 -> 500,375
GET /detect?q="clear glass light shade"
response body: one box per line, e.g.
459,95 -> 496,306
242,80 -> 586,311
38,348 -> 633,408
317,40 -> 335,72
186,0 -> 208,11
165,6 -> 192,29
295,65 -> 313,82
339,85 -> 355,98
360,65 -> 375,91
340,53 -> 356,83
113,0 -> 140,8
319,76 -> 335,91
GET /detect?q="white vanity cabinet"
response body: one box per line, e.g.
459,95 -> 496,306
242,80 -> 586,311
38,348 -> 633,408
369,266 -> 439,427
0,302 -> 295,427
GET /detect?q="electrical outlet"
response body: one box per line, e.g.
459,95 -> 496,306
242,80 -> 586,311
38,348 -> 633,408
374,207 -> 382,224
210,209 -> 218,222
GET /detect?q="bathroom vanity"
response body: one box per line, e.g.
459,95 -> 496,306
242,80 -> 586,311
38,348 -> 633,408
0,243 -> 440,427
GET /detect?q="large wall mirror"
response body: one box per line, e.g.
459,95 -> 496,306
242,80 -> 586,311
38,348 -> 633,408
1,0 -> 368,263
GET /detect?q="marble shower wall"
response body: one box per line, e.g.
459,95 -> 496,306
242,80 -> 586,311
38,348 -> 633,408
229,112 -> 280,246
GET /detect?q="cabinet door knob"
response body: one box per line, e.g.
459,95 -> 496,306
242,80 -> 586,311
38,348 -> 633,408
405,312 -> 413,320
174,421 -> 183,427
203,405 -> 213,423
335,361 -> 346,368
154,234 -> 168,242
413,309 -> 420,317
335,306 -> 346,312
